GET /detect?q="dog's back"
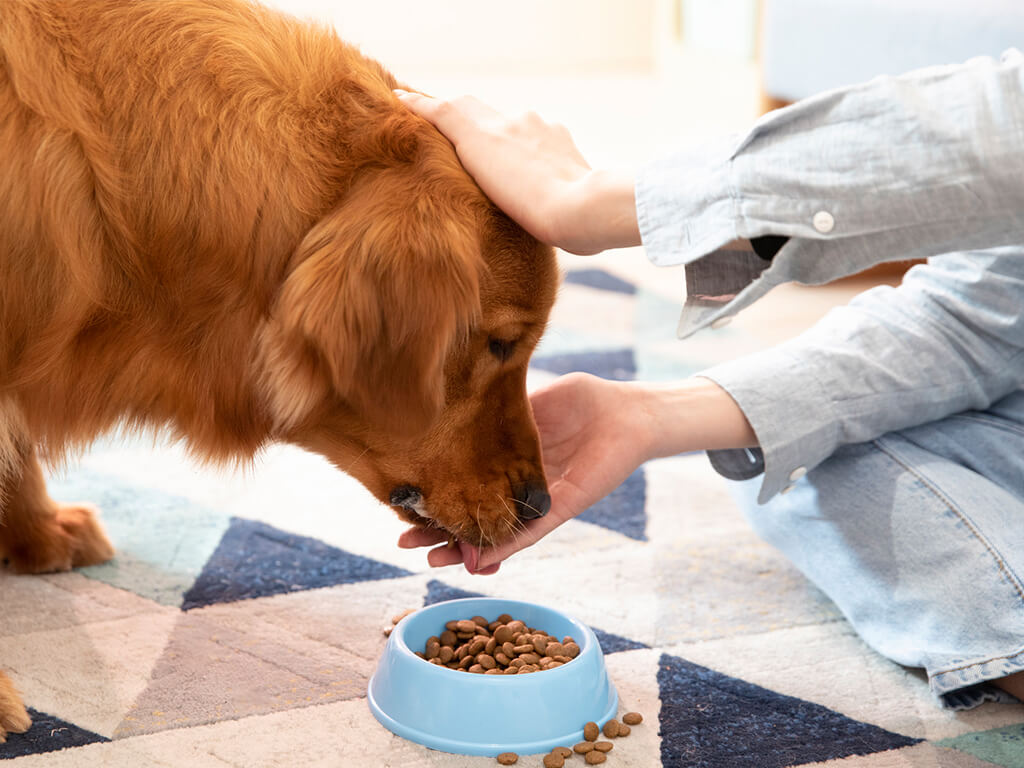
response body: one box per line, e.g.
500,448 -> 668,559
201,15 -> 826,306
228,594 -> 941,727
0,0 -> 422,459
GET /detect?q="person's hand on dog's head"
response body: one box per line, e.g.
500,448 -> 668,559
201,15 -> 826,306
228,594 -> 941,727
394,90 -> 641,257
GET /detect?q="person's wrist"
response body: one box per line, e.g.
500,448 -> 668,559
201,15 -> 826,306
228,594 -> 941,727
634,378 -> 757,460
553,169 -> 640,255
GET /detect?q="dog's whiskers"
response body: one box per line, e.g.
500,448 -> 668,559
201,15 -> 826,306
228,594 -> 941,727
513,498 -> 543,517
343,446 -> 370,474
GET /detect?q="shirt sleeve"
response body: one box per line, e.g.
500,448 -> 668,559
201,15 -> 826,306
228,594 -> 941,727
702,250 -> 1024,502
634,49 -> 1024,503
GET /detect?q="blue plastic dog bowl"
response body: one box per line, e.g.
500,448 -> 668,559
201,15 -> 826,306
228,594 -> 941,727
368,597 -> 618,756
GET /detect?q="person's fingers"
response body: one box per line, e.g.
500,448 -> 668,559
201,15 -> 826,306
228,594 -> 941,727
393,89 -> 443,123
397,526 -> 448,549
393,90 -> 500,144
427,543 -> 465,567
419,540 -> 501,574
475,497 -> 573,570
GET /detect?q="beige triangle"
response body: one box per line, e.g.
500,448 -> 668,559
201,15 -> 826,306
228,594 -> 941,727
114,606 -> 369,737
0,609 -> 178,738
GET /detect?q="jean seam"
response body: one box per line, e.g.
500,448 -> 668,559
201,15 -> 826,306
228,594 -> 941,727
949,411 -> 1024,441
932,642 -> 1024,676
873,436 -> 1024,608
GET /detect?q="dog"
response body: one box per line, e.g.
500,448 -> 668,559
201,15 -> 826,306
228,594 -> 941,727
0,0 -> 558,740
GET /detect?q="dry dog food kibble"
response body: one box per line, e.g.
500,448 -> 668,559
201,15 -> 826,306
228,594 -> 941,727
574,741 -> 595,754
602,719 -> 620,738
542,753 -> 564,768
622,712 -> 643,725
551,747 -> 572,759
594,741 -> 613,753
384,607 -> 417,636
585,751 -> 607,765
583,721 -> 599,741
418,614 -> 579,675
495,753 -> 518,765
617,724 -> 631,737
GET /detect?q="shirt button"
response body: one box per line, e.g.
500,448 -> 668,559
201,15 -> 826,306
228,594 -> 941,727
813,211 -> 835,233
710,316 -> 732,329
788,467 -> 807,482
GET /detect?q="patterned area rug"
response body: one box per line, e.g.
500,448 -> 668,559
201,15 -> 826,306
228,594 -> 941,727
2,267 -> 1024,767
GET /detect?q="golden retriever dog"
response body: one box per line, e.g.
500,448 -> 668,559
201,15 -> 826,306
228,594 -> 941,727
0,0 -> 558,739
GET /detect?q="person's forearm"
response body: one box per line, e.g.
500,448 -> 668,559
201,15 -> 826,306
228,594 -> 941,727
637,377 -> 757,460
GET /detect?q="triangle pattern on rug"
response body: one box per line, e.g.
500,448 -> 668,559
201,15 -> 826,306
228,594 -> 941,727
423,579 -> 486,606
181,517 -> 412,610
0,708 -> 109,759
50,468 -> 231,606
656,652 -> 921,767
564,268 -> 637,295
592,626 -> 648,654
114,610 -> 369,738
530,348 -> 636,381
577,467 -> 647,541
936,723 -> 1024,768
423,580 -> 648,654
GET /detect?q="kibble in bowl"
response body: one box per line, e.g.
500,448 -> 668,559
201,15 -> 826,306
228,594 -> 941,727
368,598 -> 618,757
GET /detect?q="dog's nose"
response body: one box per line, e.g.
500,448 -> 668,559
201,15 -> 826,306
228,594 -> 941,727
512,482 -> 550,520
390,485 -> 423,510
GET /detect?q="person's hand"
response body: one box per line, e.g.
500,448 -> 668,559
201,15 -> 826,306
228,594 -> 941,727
397,373 -> 655,572
394,91 -> 640,256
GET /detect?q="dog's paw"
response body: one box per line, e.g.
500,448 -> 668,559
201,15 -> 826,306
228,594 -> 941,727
56,503 -> 116,568
0,673 -> 31,743
2,503 -> 115,574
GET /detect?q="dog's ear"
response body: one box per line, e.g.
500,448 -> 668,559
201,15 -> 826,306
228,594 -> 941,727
259,171 -> 483,437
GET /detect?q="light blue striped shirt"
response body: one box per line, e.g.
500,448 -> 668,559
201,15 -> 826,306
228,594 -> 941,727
636,49 -> 1024,503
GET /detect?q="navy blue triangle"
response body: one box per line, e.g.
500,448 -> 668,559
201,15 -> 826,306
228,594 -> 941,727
530,349 -> 636,381
424,580 -> 647,654
577,467 -> 647,541
591,626 -> 648,654
0,708 -> 109,759
656,653 -> 921,767
181,518 -> 412,610
424,579 -> 486,606
564,269 -> 637,295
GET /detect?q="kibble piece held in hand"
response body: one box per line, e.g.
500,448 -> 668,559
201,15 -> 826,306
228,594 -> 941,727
585,751 -> 607,765
602,719 -> 620,738
496,753 -> 518,765
623,712 -> 643,726
542,752 -> 564,768
583,721 -> 599,741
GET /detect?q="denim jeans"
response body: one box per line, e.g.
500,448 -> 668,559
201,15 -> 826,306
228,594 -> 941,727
727,390 -> 1024,709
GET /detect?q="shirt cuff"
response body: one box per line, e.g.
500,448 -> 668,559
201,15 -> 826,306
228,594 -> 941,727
695,349 -> 841,503
635,132 -> 744,267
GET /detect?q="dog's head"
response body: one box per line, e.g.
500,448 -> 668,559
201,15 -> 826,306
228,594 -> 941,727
257,120 -> 559,547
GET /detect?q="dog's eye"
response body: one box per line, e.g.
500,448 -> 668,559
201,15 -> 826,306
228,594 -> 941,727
488,337 -> 515,362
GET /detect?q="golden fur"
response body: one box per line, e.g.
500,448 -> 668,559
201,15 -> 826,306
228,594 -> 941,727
0,0 -> 558,737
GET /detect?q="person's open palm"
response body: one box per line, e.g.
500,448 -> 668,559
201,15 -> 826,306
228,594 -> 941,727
398,373 -> 653,572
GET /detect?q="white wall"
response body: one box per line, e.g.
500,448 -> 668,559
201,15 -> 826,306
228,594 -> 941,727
263,0 -> 658,78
